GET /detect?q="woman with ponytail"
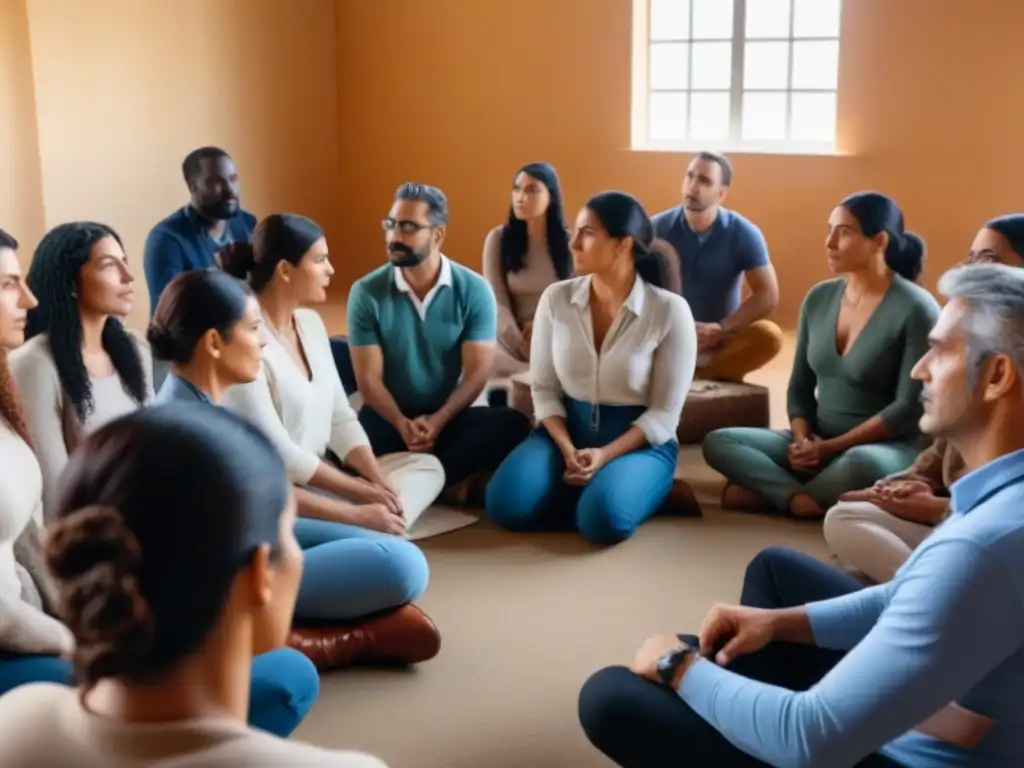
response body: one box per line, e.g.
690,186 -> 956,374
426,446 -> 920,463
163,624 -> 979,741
703,191 -> 941,519
485,191 -> 698,544
218,214 -> 443,670
0,405 -> 384,766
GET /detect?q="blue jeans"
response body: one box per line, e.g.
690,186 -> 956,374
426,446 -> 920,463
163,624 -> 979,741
485,398 -> 678,544
294,517 -> 429,620
0,647 -> 319,737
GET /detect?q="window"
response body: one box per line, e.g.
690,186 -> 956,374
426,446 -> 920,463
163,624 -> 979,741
633,0 -> 843,153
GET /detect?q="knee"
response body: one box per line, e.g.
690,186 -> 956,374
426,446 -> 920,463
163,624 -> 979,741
409,452 -> 446,491
485,470 -> 545,531
576,498 -> 637,545
380,540 -> 431,605
747,320 -> 785,358
578,666 -> 638,747
829,447 -> 888,488
823,501 -> 884,546
249,649 -> 320,736
743,546 -> 801,589
701,429 -> 739,472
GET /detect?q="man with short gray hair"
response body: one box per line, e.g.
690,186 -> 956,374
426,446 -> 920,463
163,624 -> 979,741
581,263 -> 1024,767
347,183 -> 531,505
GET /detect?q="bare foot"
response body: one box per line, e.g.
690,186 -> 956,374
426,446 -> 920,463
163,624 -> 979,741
788,493 -> 824,519
721,483 -> 770,510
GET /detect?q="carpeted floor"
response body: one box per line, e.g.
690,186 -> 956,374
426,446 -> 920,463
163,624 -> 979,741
294,330 -> 823,767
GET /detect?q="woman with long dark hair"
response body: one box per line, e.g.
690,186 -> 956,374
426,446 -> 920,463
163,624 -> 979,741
486,191 -> 698,544
220,213 -> 443,669
0,231 -> 320,739
703,191 -> 940,519
9,222 -> 152,521
0,405 -> 384,766
482,162 -> 573,376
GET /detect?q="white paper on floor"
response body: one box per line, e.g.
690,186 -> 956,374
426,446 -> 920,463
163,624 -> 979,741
406,505 -> 480,540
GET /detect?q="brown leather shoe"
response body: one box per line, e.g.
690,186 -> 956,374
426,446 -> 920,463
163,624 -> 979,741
288,604 -> 441,671
660,479 -> 703,517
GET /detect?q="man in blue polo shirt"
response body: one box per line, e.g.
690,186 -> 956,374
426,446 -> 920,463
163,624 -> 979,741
651,151 -> 782,381
143,146 -> 256,314
347,183 -> 531,505
580,263 -> 1024,767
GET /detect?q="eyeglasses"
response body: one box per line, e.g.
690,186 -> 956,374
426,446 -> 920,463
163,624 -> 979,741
381,218 -> 432,235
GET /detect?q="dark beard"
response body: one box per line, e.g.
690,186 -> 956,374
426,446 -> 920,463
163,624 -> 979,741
388,244 -> 429,268
199,199 -> 239,221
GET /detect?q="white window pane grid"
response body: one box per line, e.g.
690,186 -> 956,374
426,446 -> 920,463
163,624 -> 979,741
646,0 -> 841,146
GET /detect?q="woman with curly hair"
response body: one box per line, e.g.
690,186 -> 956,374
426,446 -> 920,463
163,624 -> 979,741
9,222 -> 153,521
0,404 -> 383,766
0,229 -> 320,739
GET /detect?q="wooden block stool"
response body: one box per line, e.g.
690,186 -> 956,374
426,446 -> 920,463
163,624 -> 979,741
677,379 -> 770,444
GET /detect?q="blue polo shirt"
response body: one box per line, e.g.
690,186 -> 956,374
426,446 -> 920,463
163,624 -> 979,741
678,447 -> 1024,767
143,205 -> 256,314
650,205 -> 769,323
347,257 -> 497,417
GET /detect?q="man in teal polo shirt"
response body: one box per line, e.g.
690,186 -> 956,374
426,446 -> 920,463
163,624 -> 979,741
348,183 -> 531,505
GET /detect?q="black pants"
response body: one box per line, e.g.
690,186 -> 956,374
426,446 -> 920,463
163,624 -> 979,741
359,404 -> 531,487
578,547 -> 905,767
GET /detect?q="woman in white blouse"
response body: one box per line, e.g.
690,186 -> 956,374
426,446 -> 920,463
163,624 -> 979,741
220,214 -> 444,668
486,191 -> 697,544
10,222 -> 154,522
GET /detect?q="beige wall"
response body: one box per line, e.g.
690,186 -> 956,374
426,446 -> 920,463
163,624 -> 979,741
334,0 -> 1024,326
2,0 -> 341,327
0,0 -> 45,250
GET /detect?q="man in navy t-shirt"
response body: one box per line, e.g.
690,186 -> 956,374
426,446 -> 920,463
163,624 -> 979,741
143,146 -> 256,315
651,152 -> 782,381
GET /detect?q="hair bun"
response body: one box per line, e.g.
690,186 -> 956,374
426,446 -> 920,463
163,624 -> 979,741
45,506 -> 153,683
145,325 -> 185,364
216,241 -> 256,280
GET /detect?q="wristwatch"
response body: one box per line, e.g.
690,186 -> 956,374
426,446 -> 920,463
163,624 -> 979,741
657,636 -> 701,687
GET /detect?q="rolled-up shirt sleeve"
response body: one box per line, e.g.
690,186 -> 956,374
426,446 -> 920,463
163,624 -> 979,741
529,285 -> 566,421
633,295 -> 697,445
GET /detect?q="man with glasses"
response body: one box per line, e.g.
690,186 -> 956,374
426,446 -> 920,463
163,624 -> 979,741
346,183 -> 531,506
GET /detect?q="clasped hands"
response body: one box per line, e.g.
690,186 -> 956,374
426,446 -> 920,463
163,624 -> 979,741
787,433 -> 835,473
351,476 -> 406,535
839,477 -> 946,523
398,413 -> 445,453
695,322 -> 726,353
630,604 -> 776,688
562,445 -> 608,486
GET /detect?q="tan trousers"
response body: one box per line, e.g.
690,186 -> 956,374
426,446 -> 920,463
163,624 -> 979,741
695,320 -> 785,382
823,501 -> 933,583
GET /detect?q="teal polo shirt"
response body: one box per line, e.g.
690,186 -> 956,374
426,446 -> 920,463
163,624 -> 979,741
347,256 -> 497,417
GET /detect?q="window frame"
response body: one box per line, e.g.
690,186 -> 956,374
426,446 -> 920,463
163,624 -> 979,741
631,0 -> 844,155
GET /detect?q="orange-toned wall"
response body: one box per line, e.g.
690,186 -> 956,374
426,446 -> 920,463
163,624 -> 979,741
0,0 -> 45,249
334,0 -> 1024,327
4,0 -> 341,328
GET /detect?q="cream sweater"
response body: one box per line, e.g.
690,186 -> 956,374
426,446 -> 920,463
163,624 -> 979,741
10,332 -> 154,521
0,418 -> 73,655
223,309 -> 371,485
0,683 -> 388,767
